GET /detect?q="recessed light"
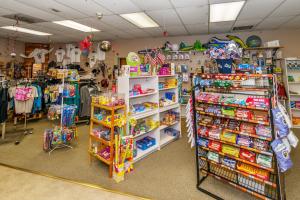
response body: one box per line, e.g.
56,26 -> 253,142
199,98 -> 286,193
0,26 -> 52,36
210,1 -> 245,23
120,12 -> 159,28
53,20 -> 100,32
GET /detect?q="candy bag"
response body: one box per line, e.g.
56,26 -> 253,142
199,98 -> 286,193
271,138 -> 293,172
272,108 -> 289,138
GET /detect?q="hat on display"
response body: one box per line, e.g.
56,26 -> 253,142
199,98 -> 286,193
126,52 -> 141,66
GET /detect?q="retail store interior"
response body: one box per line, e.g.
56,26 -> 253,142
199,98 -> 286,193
0,0 -> 300,200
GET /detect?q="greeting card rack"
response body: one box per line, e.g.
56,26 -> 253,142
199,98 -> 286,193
191,73 -> 285,200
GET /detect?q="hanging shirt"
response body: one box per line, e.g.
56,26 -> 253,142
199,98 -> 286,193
0,87 -> 8,123
70,48 -> 81,63
9,86 -> 38,114
20,48 -> 53,64
88,52 -> 97,68
80,85 -> 93,117
66,44 -> 75,58
55,49 -> 66,63
96,43 -> 105,61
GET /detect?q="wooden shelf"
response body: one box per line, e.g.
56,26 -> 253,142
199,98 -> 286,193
88,150 -> 111,165
91,103 -> 125,111
89,103 -> 126,177
129,91 -> 157,98
89,134 -> 112,146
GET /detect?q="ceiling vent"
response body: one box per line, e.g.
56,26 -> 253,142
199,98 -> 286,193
232,25 -> 253,31
2,13 -> 46,24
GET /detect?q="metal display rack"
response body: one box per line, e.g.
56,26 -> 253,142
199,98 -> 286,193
191,73 -> 285,200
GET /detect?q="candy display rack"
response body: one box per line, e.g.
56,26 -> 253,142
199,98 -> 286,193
192,73 -> 284,200
89,100 -> 126,177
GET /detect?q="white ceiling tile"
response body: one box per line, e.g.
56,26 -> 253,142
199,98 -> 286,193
75,18 -> 118,32
238,0 -> 284,20
15,0 -> 87,19
54,0 -> 112,16
94,0 -> 141,14
170,0 -> 208,8
271,0 -> 300,17
165,25 -> 188,36
146,9 -> 182,26
256,16 -> 294,29
101,15 -> 139,29
130,0 -> 173,11
234,18 -> 263,27
209,21 -> 234,33
209,0 -> 245,4
176,6 -> 209,24
0,16 -> 24,26
281,16 -> 300,28
0,0 -> 63,21
143,27 -> 164,37
186,23 -> 208,34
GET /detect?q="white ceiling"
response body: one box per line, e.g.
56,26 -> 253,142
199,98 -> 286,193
0,0 -> 299,42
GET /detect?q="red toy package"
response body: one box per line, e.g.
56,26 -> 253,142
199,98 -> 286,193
198,126 -> 208,137
208,140 -> 222,152
239,149 -> 256,163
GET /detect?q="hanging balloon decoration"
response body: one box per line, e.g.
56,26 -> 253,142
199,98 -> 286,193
80,35 -> 93,57
100,40 -> 112,52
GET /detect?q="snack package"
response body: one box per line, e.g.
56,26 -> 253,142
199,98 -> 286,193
240,123 -> 255,134
198,138 -> 209,148
237,162 -> 270,181
222,157 -> 237,169
237,135 -> 253,147
271,138 -> 293,172
253,138 -> 269,151
253,111 -> 268,122
222,145 -> 240,158
256,154 -> 272,168
221,107 -> 236,117
227,119 -> 241,131
236,109 -> 253,119
255,124 -> 272,138
207,151 -> 220,163
208,128 -> 221,140
208,140 -> 222,152
239,149 -> 256,163
198,126 -> 208,137
221,131 -> 237,144
246,97 -> 269,108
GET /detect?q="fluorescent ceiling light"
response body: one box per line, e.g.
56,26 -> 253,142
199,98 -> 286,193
210,1 -> 245,23
120,12 -> 159,28
0,26 -> 52,36
53,20 -> 100,32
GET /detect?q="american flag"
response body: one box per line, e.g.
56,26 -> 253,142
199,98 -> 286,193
157,52 -> 165,65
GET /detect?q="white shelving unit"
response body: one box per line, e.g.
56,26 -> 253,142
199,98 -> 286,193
282,58 -> 300,128
117,74 -> 181,162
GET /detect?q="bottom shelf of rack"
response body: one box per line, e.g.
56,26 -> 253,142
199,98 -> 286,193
199,169 -> 276,200
160,135 -> 178,147
88,150 -> 112,165
133,145 -> 159,163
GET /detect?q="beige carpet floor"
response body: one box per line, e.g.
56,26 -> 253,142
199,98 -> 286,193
0,119 -> 299,200
0,165 -> 144,200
